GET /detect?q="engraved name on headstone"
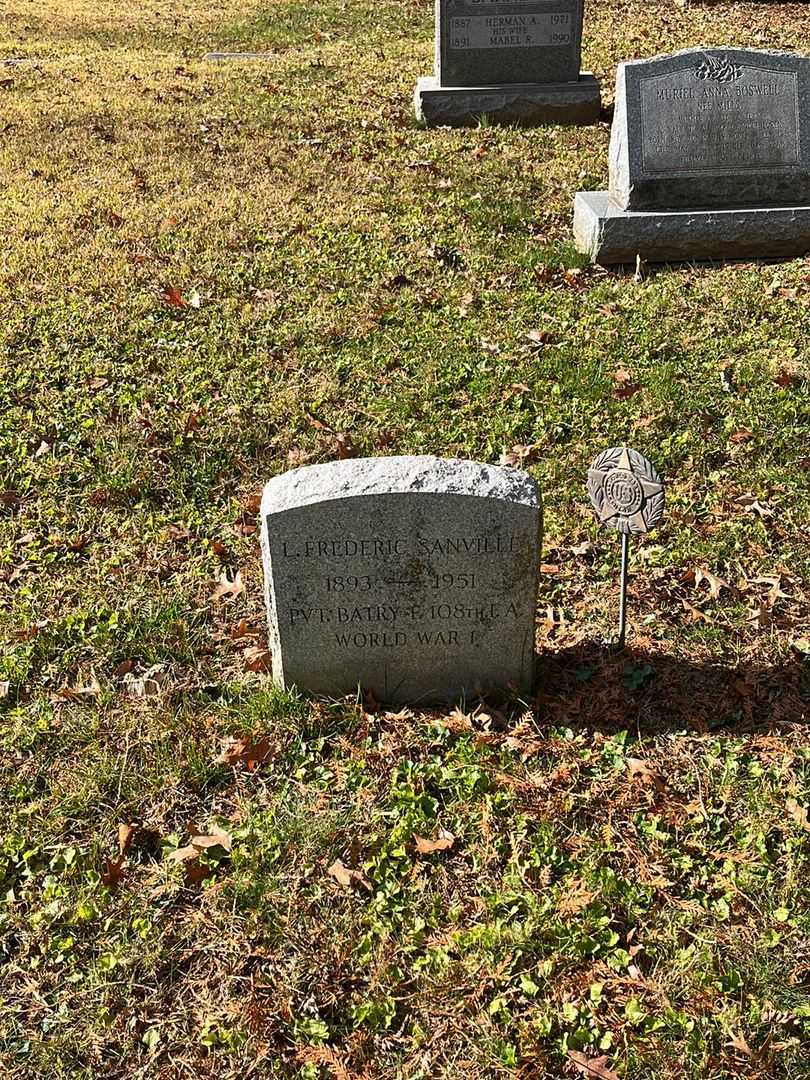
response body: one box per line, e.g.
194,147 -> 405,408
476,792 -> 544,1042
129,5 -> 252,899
437,0 -> 583,87
260,457 -> 541,704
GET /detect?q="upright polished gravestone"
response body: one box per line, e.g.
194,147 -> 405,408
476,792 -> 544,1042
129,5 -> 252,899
575,48 -> 810,263
415,0 -> 600,127
261,456 -> 541,705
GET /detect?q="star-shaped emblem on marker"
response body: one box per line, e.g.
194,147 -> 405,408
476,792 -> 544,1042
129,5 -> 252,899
587,446 -> 665,535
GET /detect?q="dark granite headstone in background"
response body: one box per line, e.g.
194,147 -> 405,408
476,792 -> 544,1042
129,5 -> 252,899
575,48 -> 810,264
415,0 -> 600,127
610,48 -> 810,211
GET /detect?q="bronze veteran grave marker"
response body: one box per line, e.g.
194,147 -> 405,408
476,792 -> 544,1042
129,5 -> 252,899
261,456 -> 541,704
575,48 -> 810,263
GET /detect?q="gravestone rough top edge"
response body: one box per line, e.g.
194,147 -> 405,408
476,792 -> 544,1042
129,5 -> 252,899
262,456 -> 540,517
617,45 -> 808,73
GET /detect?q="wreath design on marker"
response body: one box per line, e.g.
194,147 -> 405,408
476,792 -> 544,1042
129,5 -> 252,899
694,53 -> 743,83
587,446 -> 665,536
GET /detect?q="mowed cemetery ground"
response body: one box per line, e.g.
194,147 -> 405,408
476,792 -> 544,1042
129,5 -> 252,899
1,1 -> 810,1077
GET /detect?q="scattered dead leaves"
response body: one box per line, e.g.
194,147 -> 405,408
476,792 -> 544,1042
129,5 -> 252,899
160,284 -> 188,309
786,798 -> 810,832
681,599 -> 711,624
414,830 -> 455,855
242,644 -> 272,673
295,1046 -> 352,1080
736,494 -> 774,519
695,567 -> 730,601
526,328 -> 556,347
612,366 -> 642,400
626,757 -> 662,788
334,432 -> 356,459
211,569 -> 245,603
101,857 -> 126,888
568,1050 -> 620,1080
499,443 -> 541,468
54,672 -> 101,702
118,822 -> 136,856
216,733 -> 274,769
558,878 -> 598,916
121,665 -> 167,697
168,829 -> 232,884
327,859 -> 372,891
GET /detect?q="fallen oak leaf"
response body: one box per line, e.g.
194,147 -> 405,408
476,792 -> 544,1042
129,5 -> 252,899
736,494 -> 774,519
334,432 -> 356,460
210,538 -> 229,560
228,619 -> 260,643
167,844 -> 199,864
167,829 -> 232,884
441,707 -> 472,733
695,567 -> 730,601
121,665 -> 167,697
613,380 -> 642,401
189,829 -> 232,854
786,798 -> 810,832
414,830 -> 455,855
286,447 -> 314,468
571,540 -> 593,556
612,365 -> 634,384
55,671 -> 102,701
568,1051 -> 620,1080
243,644 -> 272,673
681,598 -> 711,623
765,577 -> 790,609
210,569 -> 245,603
216,734 -> 274,768
746,603 -> 775,629
327,859 -> 372,891
729,429 -> 754,444
727,1031 -> 754,1057
499,444 -> 539,468
526,328 -> 556,347
160,284 -> 188,309
118,822 -> 137,856
101,856 -> 126,888
626,757 -> 663,789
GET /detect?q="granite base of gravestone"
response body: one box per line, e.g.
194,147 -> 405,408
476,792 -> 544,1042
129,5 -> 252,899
260,456 -> 541,705
575,48 -> 810,264
415,0 -> 600,127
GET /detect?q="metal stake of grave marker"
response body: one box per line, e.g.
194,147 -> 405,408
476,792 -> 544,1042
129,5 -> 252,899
587,446 -> 665,650
618,531 -> 630,649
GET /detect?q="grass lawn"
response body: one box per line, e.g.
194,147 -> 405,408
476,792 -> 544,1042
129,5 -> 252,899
1,1 -> 810,1076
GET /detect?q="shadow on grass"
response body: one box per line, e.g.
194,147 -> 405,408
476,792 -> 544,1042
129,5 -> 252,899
536,640 -> 809,734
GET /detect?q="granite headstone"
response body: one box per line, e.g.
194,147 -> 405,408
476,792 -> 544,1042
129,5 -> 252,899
575,48 -> 810,263
261,456 -> 541,704
415,0 -> 600,127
